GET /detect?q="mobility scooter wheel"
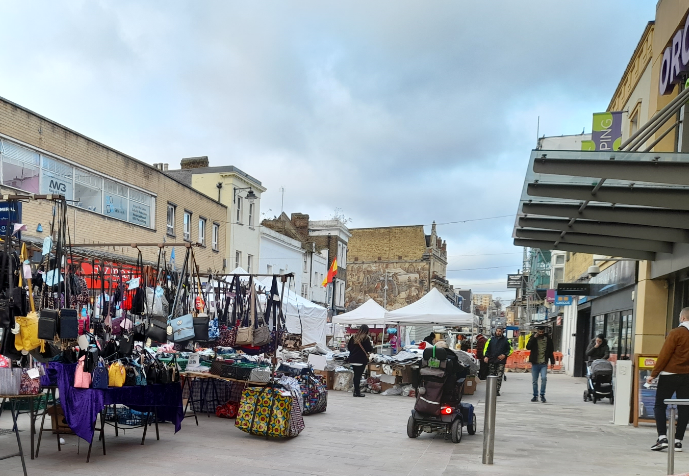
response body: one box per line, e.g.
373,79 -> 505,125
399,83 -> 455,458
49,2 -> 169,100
467,414 -> 477,435
451,419 -> 463,443
407,416 -> 419,438
610,396 -> 614,405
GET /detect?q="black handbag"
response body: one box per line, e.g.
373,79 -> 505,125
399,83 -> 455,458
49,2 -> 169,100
147,318 -> 168,343
124,365 -> 137,386
118,335 -> 133,356
38,309 -> 58,340
193,316 -> 209,342
0,298 -> 10,328
59,308 -> 79,339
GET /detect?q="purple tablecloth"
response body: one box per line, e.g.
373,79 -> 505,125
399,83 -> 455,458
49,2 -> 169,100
44,362 -> 184,443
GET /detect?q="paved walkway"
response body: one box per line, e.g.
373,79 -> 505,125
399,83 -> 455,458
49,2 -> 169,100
0,373 -> 680,475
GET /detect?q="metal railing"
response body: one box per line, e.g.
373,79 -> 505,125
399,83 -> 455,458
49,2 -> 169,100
664,398 -> 689,475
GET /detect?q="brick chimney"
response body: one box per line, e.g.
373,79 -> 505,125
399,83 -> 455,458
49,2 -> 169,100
180,156 -> 209,169
291,213 -> 310,239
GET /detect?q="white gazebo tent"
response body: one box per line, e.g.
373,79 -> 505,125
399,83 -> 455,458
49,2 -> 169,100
384,288 -> 474,326
332,298 -> 387,325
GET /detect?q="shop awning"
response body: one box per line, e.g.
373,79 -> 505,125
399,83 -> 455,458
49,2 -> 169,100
514,149 -> 689,260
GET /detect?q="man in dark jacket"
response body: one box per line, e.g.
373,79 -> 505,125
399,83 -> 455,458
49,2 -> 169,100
526,326 -> 555,403
483,326 -> 512,396
586,334 -> 610,361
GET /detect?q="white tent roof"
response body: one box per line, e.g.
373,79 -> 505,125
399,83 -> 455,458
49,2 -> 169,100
332,298 -> 387,325
384,288 -> 474,326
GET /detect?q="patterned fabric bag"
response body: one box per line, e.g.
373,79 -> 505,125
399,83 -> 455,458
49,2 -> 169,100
19,369 -> 41,395
217,325 -> 237,347
208,317 -> 220,340
297,374 -> 328,415
235,387 -> 292,438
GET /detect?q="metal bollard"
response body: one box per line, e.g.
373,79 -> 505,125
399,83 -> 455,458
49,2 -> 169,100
482,375 -> 498,464
669,405 -> 676,475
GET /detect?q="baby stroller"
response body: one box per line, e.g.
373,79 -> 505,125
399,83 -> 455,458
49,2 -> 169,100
407,346 -> 477,443
584,359 -> 614,404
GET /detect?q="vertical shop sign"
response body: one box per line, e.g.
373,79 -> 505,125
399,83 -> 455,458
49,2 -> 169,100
581,112 -> 623,151
0,201 -> 22,239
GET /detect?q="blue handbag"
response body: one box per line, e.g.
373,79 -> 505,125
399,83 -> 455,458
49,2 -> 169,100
92,361 -> 109,389
169,313 -> 195,342
132,361 -> 147,386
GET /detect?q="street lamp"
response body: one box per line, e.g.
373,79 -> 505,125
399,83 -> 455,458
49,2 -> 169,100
233,187 -> 257,203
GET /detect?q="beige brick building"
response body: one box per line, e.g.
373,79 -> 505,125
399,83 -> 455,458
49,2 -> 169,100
346,223 -> 449,310
0,96 -> 226,271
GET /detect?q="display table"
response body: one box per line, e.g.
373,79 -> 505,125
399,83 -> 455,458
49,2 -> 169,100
0,394 -> 32,476
45,362 -> 184,444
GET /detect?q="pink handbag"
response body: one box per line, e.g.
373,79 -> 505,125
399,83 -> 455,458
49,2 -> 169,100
74,355 -> 92,388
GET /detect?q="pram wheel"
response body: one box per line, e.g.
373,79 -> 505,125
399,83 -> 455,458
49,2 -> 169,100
609,396 -> 614,405
592,396 -> 597,404
583,390 -> 588,402
451,419 -> 463,443
467,414 -> 477,435
407,416 -> 419,438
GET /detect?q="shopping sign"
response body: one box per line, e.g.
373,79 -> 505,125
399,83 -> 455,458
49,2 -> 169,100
0,201 -> 22,239
581,112 -> 622,151
554,294 -> 572,306
73,260 -> 140,289
660,16 -> 689,95
507,274 -> 524,289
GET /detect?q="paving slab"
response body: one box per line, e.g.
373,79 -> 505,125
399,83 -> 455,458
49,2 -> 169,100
0,373 -> 679,475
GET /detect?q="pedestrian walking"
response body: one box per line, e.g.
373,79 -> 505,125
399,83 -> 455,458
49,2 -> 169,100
526,326 -> 555,403
476,333 -> 488,380
348,325 -> 374,398
586,334 -> 610,361
648,307 -> 689,452
483,326 -> 512,396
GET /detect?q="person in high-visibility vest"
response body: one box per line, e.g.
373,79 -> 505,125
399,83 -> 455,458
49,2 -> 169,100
483,326 -> 513,396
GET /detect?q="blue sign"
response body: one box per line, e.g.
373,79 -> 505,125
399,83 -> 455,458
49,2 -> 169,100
0,201 -> 22,239
554,294 -> 573,306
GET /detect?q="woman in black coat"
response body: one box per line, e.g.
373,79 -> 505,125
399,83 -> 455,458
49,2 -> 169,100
348,325 -> 374,397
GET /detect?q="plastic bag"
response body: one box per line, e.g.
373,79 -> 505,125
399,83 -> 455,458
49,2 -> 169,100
381,384 -> 403,396
146,286 -> 169,317
333,369 -> 353,392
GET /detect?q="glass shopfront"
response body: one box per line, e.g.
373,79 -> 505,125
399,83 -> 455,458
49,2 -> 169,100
590,310 -> 634,361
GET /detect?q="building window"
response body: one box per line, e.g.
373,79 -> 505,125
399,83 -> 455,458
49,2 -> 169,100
1,141 -> 39,193
212,223 -> 219,251
303,254 -> 308,272
267,264 -> 273,274
555,255 -> 565,265
128,188 -> 151,227
302,283 -> 308,298
249,203 -> 254,227
183,211 -> 192,241
41,155 -> 73,198
104,179 -> 128,222
235,251 -> 242,269
167,204 -> 176,236
247,254 -> 253,273
236,197 -> 242,224
74,169 -> 103,213
198,217 -> 206,246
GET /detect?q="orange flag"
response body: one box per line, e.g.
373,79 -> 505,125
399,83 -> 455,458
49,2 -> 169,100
322,258 -> 338,287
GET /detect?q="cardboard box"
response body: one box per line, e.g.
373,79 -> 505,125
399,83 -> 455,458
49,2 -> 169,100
47,405 -> 74,435
368,363 -> 383,374
463,376 -> 477,395
314,370 -> 335,390
380,382 -> 397,393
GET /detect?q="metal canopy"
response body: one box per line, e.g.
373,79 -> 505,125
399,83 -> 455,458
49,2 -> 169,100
514,149 -> 689,259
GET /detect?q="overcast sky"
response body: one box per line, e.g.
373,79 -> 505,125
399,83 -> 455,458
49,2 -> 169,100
0,1 -> 656,302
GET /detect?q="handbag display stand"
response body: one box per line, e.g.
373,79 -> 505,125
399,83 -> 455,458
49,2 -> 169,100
35,386 -> 62,458
0,392 -> 42,464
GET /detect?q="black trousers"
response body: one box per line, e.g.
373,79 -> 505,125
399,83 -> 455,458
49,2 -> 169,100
352,365 -> 365,395
654,373 -> 689,440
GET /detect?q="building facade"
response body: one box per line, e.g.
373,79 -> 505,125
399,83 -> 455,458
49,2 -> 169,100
472,293 -> 492,310
345,223 -> 449,311
165,161 -> 265,274
261,212 -> 329,306
308,219 -> 351,313
0,96 -> 226,270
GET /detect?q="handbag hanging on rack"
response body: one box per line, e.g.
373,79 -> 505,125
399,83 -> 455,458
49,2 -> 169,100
235,278 -> 254,346
167,248 -> 195,343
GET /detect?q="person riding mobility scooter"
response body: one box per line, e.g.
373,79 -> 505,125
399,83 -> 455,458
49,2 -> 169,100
407,343 -> 477,443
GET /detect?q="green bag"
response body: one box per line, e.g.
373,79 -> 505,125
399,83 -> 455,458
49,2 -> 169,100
428,346 -> 440,368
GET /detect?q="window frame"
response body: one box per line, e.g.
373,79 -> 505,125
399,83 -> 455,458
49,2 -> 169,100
212,222 -> 219,251
183,211 -> 192,241
248,202 -> 254,227
247,254 -> 253,273
236,196 -> 242,224
198,217 -> 206,246
167,203 -> 176,236
235,251 -> 242,269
